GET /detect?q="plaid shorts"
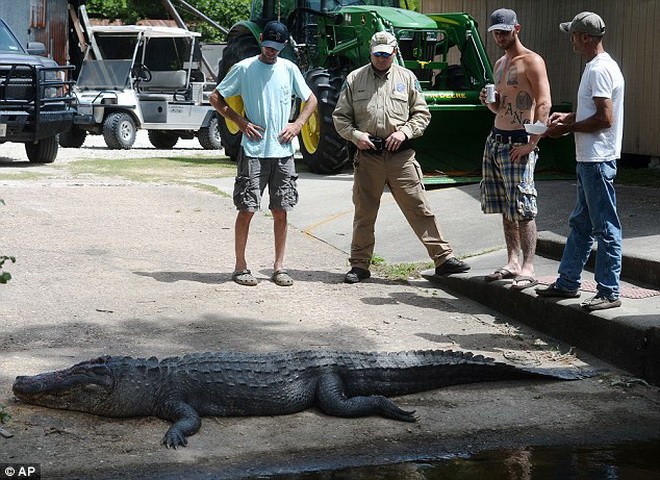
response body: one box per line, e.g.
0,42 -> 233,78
480,135 -> 538,221
233,149 -> 299,212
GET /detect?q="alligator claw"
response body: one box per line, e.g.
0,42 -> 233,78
162,431 -> 188,449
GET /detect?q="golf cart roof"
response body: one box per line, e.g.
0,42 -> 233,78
90,25 -> 201,39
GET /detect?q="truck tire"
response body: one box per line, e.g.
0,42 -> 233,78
216,34 -> 260,161
197,114 -> 222,150
299,68 -> 350,174
148,130 -> 179,149
103,112 -> 136,150
25,136 -> 59,163
59,127 -> 87,148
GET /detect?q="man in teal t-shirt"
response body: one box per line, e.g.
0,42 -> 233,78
210,21 -> 317,287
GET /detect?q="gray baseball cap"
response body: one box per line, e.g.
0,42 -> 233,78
487,8 -> 518,32
560,11 -> 606,36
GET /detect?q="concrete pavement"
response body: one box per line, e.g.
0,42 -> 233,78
203,174 -> 660,385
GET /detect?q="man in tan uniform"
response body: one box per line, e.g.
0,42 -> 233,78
333,31 -> 469,283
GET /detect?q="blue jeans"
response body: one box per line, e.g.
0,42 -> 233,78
555,161 -> 622,299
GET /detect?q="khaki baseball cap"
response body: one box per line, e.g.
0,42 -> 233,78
370,31 -> 397,54
560,11 -> 606,36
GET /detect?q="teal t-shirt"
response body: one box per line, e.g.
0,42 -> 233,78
216,56 -> 312,158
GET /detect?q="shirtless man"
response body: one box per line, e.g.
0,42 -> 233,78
480,8 -> 551,290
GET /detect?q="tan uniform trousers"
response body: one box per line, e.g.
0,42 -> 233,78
350,148 -> 454,270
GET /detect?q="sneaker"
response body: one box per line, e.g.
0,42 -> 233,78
535,282 -> 580,298
435,257 -> 470,276
344,267 -> 371,284
581,295 -> 622,311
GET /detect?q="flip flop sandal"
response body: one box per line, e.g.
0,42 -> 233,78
510,275 -> 539,291
484,268 -> 516,282
232,269 -> 258,286
271,270 -> 293,286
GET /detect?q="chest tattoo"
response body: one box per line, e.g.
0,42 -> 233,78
507,66 -> 518,85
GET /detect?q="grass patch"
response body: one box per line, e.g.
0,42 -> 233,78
0,170 -> 49,181
371,257 -> 434,282
63,156 -> 236,183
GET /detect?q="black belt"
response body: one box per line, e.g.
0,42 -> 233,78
490,128 -> 529,144
369,137 -> 414,154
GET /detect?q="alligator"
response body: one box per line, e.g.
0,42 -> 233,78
12,349 -> 597,448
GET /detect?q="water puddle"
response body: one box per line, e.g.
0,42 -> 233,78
261,440 -> 660,479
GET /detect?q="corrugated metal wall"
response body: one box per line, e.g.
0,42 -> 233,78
29,0 -> 70,66
422,0 -> 660,159
0,0 -> 69,65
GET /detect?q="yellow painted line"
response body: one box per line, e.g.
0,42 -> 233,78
302,210 -> 353,235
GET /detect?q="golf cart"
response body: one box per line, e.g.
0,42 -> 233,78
61,25 -> 221,150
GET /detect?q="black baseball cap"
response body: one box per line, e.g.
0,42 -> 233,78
262,21 -> 288,51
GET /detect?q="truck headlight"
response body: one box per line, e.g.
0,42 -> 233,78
44,70 -> 58,98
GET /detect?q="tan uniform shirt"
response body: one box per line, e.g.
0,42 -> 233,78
333,63 -> 431,144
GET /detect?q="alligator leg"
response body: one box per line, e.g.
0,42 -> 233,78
315,372 -> 417,422
160,401 -> 202,448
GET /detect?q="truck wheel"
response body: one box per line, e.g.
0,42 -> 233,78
299,68 -> 350,174
216,34 -> 260,161
148,130 -> 179,149
59,127 -> 87,148
198,115 -> 222,150
25,136 -> 59,163
103,112 -> 136,149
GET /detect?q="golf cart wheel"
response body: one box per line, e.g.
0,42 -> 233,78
148,130 -> 179,149
25,135 -> 59,163
59,127 -> 87,148
103,112 -> 136,150
198,115 -> 222,150
299,68 -> 351,174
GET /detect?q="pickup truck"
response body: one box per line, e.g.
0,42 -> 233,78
0,18 -> 75,163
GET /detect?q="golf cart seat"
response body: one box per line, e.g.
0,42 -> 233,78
141,70 -> 187,92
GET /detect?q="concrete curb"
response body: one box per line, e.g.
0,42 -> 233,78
422,272 -> 660,386
537,230 -> 660,287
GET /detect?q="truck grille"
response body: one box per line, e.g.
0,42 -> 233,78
0,63 -> 75,109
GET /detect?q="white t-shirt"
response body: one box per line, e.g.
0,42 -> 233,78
575,52 -> 625,162
217,56 -> 312,158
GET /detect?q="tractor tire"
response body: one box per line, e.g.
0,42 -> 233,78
59,126 -> 87,148
198,114 -> 223,150
103,112 -> 136,150
216,34 -> 260,161
25,135 -> 59,163
148,130 -> 179,149
299,68 -> 351,174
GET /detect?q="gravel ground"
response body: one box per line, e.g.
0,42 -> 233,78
1,134 -> 659,479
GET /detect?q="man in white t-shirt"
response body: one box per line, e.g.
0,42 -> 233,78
537,12 -> 625,311
210,21 -> 317,287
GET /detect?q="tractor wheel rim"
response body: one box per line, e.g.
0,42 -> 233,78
225,96 -> 244,135
301,102 -> 319,154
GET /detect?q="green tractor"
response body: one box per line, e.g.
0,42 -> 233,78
218,1 -> 573,179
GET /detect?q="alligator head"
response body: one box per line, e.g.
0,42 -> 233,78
12,357 -> 123,416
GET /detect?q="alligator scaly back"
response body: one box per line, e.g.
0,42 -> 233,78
12,349 -> 598,448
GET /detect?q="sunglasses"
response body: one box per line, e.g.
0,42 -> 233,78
372,51 -> 393,58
